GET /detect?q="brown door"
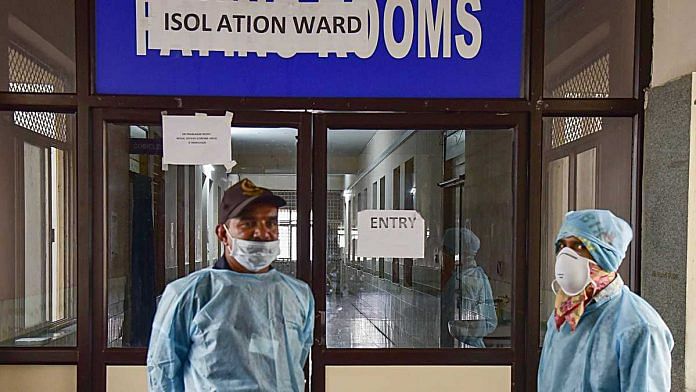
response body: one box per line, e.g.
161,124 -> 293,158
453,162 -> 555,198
540,117 -> 634,329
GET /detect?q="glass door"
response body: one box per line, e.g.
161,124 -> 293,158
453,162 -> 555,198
311,113 -> 531,391
91,109 -> 311,391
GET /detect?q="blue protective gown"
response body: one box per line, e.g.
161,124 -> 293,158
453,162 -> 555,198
147,263 -> 314,391
538,277 -> 673,391
459,265 -> 498,348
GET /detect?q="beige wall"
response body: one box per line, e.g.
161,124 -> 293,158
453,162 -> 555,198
101,365 -> 512,391
687,74 -> 696,392
107,366 -> 148,392
652,0 -> 696,87
326,366 -> 511,392
0,365 -> 76,392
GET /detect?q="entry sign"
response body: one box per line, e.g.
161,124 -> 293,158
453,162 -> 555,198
357,210 -> 425,259
95,0 -> 525,98
162,113 -> 233,166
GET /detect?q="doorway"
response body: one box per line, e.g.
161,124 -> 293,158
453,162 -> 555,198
310,112 -> 530,390
90,109 -> 312,390
539,116 -> 635,342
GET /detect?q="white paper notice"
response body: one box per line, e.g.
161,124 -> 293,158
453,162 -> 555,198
162,113 -> 232,166
357,210 -> 425,259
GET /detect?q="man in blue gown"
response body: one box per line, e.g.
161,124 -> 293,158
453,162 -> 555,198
538,210 -> 672,391
147,179 -> 314,391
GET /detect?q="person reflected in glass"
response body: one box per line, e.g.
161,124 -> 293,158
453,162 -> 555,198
147,179 -> 314,391
443,227 -> 497,348
538,210 -> 673,391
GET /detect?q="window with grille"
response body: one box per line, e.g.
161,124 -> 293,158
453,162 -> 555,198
8,45 -> 69,143
550,117 -> 603,149
327,191 -> 344,260
552,54 -> 610,99
274,190 -> 298,261
550,55 -> 609,148
271,190 -> 342,269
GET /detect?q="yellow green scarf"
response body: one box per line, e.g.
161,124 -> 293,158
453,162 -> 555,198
554,263 -> 616,331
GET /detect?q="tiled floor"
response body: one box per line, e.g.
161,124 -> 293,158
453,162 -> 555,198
326,267 -> 441,348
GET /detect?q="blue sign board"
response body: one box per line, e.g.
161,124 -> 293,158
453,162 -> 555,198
96,0 -> 524,98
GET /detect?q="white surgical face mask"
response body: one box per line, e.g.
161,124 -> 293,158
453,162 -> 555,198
552,247 -> 597,296
223,225 -> 279,272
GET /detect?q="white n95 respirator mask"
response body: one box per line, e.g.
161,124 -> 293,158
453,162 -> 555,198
223,225 -> 280,272
552,247 -> 597,296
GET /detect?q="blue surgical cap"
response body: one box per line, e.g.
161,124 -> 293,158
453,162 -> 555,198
443,228 -> 480,256
555,210 -> 633,272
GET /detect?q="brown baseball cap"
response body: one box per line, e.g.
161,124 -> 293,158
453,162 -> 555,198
218,178 -> 286,224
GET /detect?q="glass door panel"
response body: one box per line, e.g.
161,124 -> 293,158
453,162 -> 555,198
103,121 -> 300,348
324,128 -> 515,349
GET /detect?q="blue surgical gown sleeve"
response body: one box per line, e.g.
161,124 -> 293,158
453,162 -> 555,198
147,282 -> 197,392
300,295 -> 315,367
480,275 -> 498,334
461,267 -> 498,335
618,324 -> 673,391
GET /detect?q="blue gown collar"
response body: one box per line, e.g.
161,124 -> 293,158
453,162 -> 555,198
593,274 -> 624,306
583,275 -> 624,317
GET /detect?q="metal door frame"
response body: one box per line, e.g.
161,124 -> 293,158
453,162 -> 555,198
90,108 -> 312,391
310,112 -> 535,391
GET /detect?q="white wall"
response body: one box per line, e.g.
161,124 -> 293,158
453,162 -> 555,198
652,0 -> 696,87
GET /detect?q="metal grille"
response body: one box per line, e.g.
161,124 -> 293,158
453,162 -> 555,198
327,191 -> 344,221
8,45 -> 66,93
8,45 -> 69,143
106,284 -> 126,347
327,191 -> 344,258
549,54 -> 608,148
326,191 -> 344,291
272,190 -> 344,260
12,112 -> 69,143
273,190 -> 298,276
550,116 -> 603,148
107,312 -> 124,347
552,54 -> 610,99
274,190 -> 297,210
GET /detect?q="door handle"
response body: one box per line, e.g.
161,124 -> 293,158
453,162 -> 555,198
314,311 -> 326,346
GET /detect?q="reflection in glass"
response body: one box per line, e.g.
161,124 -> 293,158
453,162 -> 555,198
106,125 -> 298,347
0,112 -> 76,347
326,129 -> 514,349
443,228 -> 497,348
